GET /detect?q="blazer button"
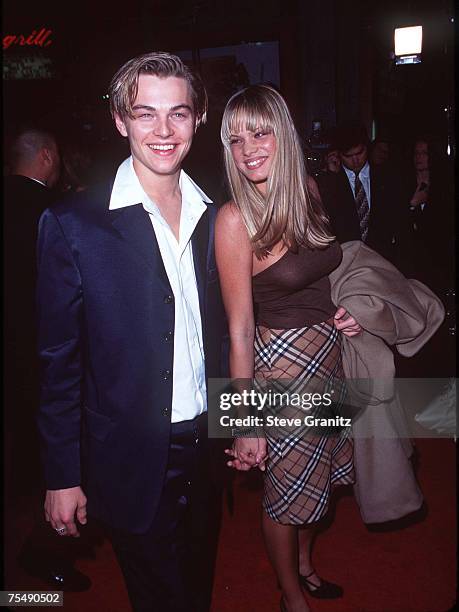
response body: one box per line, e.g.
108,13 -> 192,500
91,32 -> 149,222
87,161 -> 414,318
164,331 -> 173,341
164,295 -> 174,304
162,369 -> 171,381
162,407 -> 170,417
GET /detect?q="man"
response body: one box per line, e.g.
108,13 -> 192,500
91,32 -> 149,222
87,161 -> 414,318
36,52 -> 226,611
4,128 -> 61,314
4,129 -> 92,589
369,136 -> 391,167
4,128 -> 92,590
5,127 -> 61,385
316,124 -> 406,265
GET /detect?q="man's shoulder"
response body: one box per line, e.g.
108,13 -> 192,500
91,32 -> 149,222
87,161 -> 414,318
50,180 -> 114,219
5,174 -> 47,197
4,175 -> 58,219
369,162 -> 400,183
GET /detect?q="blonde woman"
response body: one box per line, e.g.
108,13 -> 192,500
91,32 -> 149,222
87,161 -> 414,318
215,84 -> 361,612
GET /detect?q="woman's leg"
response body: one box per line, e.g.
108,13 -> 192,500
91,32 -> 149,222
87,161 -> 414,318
298,525 -> 321,586
261,511 -> 310,612
298,524 -> 343,598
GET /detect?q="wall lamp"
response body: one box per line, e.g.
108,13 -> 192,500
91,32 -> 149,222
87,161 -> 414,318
394,25 -> 422,65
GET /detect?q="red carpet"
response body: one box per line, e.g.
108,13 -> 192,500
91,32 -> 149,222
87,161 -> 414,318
4,438 -> 456,611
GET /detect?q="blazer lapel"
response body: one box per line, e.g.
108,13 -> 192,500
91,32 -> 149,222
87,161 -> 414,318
108,203 -> 171,292
191,208 -> 209,322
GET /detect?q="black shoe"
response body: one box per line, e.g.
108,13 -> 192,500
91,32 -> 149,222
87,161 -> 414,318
299,571 -> 343,599
18,551 -> 91,592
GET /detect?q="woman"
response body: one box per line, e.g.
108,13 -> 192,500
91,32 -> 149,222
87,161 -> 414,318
215,84 -> 361,612
397,137 -> 454,293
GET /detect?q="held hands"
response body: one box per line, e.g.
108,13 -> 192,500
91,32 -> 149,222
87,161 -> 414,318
225,437 -> 267,472
334,306 -> 362,337
44,486 -> 87,537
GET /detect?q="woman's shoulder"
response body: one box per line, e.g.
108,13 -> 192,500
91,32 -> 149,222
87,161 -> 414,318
216,200 -> 245,230
216,200 -> 252,251
218,199 -> 239,215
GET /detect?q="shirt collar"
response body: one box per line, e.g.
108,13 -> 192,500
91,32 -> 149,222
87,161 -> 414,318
344,160 -> 370,180
360,161 -> 370,180
109,157 -> 212,213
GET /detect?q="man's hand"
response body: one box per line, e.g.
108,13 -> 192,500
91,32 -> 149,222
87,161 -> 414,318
334,306 -> 362,337
225,437 -> 267,471
44,486 -> 87,537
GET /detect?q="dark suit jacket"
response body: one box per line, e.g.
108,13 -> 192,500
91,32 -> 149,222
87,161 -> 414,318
36,180 -> 226,533
4,175 -> 58,333
4,175 -> 59,490
316,165 -> 406,265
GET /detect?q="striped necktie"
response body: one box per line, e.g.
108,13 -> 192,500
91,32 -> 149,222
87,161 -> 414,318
354,172 -> 370,241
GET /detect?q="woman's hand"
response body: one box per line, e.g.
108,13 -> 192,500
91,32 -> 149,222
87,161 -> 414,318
334,306 -> 362,337
225,437 -> 267,471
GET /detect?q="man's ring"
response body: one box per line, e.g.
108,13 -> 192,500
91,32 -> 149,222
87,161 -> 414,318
55,527 -> 66,535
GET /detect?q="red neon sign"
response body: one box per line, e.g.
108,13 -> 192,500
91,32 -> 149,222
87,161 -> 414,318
3,28 -> 53,50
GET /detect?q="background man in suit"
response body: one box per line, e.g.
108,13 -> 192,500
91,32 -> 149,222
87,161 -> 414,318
316,124 -> 406,265
36,52 -> 226,611
5,128 -> 61,438
3,129 -> 91,590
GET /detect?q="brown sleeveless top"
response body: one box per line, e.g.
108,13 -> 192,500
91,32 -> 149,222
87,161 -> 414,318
252,241 -> 342,329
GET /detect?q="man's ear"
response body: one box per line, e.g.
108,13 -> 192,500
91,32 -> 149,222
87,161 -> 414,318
114,113 -> 128,137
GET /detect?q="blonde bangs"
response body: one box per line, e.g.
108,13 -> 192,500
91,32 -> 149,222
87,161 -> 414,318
221,97 -> 275,146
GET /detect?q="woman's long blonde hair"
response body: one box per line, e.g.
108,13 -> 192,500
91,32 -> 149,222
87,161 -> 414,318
221,84 -> 333,257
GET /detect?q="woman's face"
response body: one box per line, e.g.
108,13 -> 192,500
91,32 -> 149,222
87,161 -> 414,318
228,126 -> 277,193
414,141 -> 429,171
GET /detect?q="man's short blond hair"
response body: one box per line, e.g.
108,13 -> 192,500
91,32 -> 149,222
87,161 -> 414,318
108,51 -> 207,126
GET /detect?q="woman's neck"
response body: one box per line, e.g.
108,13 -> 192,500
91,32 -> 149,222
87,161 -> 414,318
416,168 -> 429,184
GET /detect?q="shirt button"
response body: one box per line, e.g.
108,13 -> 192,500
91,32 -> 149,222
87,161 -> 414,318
162,407 -> 170,417
164,295 -> 173,304
164,331 -> 173,341
162,369 -> 171,381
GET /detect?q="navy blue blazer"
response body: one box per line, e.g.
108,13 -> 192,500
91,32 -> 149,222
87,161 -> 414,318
36,180 -> 226,533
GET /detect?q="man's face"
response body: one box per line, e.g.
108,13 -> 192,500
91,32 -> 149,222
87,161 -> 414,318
340,143 -> 368,173
115,74 -> 196,184
371,141 -> 389,165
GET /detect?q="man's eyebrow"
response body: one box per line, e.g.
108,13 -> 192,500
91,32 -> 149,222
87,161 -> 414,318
131,104 -> 193,112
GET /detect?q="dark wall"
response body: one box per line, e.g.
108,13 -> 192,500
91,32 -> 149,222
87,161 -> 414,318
3,0 -> 455,174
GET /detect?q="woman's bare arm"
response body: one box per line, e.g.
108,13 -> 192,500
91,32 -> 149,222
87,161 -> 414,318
215,202 -> 267,469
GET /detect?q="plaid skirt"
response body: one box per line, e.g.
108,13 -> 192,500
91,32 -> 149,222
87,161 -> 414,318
254,318 -> 355,525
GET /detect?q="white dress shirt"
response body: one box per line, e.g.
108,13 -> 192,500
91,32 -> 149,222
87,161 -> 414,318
109,157 -> 212,423
344,161 -> 371,209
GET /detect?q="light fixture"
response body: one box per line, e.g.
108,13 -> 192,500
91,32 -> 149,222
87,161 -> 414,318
394,25 -> 422,65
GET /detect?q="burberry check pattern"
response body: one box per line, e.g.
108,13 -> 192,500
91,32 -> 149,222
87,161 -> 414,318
354,172 -> 370,241
255,319 -> 355,525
